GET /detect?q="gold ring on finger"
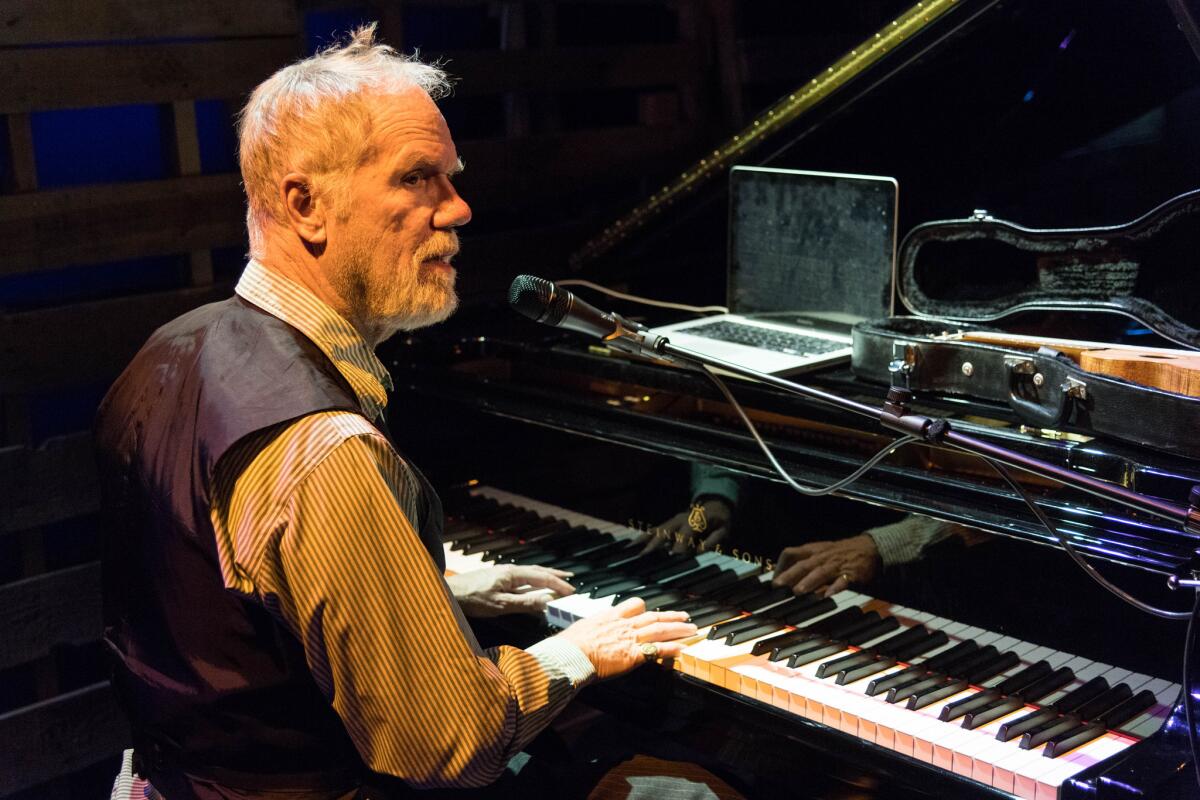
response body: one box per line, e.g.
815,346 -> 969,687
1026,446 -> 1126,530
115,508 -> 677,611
640,642 -> 659,662
839,573 -> 851,584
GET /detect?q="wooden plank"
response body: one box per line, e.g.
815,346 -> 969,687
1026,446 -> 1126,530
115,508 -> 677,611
0,37 -> 298,113
1,122 -> 688,279
438,43 -> 701,96
4,113 -> 37,192
0,432 -> 99,535
0,0 -> 298,45
457,125 -> 695,208
0,563 -> 102,671
0,173 -> 245,276
0,285 -> 230,394
0,682 -> 129,797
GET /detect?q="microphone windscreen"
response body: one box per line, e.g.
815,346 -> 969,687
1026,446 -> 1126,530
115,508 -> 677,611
508,275 -> 568,325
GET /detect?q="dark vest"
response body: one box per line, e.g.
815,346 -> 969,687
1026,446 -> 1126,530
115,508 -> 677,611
94,295 -> 443,795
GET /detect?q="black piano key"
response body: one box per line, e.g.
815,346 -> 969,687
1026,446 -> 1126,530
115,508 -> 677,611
964,697 -> 1027,730
684,568 -> 743,596
640,591 -> 687,611
640,557 -> 703,583
673,601 -> 722,620
759,593 -> 825,621
991,660 -> 1053,697
837,657 -> 897,686
712,578 -> 775,608
921,639 -> 982,674
888,675 -> 947,704
845,616 -> 900,646
1098,689 -> 1157,728
889,629 -> 949,662
861,625 -> 929,658
771,635 -> 835,663
1074,684 -> 1134,722
705,572 -> 768,603
1051,676 -> 1111,714
750,628 -> 820,657
588,578 -> 646,598
462,535 -> 517,555
673,596 -> 724,615
908,678 -> 969,711
787,641 -> 852,668
776,597 -> 838,626
962,651 -> 1021,685
865,641 -> 977,697
1016,667 -> 1076,703
726,621 -> 787,646
662,564 -> 723,589
707,614 -> 760,640
816,650 -> 877,680
744,586 -> 796,612
1019,717 -> 1080,750
1042,723 -> 1107,759
690,607 -> 742,628
997,708 -> 1058,742
940,690 -> 1000,722
1042,690 -> 1157,759
936,645 -> 1000,680
964,666 -> 1080,729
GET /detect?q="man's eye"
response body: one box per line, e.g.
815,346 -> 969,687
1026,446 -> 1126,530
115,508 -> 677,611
401,172 -> 424,187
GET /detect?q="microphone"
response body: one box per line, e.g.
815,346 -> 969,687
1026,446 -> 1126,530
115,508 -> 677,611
508,275 -> 669,359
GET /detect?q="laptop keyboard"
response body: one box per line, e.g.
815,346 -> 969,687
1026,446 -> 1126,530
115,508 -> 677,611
686,321 -> 848,356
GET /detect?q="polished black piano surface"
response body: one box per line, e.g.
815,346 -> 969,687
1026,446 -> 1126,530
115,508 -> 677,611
384,0 -> 1200,796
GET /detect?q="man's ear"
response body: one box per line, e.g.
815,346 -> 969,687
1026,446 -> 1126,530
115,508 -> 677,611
281,173 -> 327,245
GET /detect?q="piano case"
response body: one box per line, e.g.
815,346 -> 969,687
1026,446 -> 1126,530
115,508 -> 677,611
851,188 -> 1200,459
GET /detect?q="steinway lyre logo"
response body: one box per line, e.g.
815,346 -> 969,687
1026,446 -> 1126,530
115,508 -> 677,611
687,503 -> 708,534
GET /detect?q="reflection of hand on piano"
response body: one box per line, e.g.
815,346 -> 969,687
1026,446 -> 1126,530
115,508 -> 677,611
555,597 -> 698,680
773,534 -> 881,597
446,564 -> 576,617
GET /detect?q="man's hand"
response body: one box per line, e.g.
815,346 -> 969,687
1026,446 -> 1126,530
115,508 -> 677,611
641,498 -> 733,555
772,534 -> 881,597
446,564 -> 575,618
555,597 -> 698,680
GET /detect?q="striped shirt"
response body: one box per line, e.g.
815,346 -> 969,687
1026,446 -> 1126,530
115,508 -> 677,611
207,260 -> 594,789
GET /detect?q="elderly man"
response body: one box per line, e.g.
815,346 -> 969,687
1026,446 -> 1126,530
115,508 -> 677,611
97,26 -> 699,799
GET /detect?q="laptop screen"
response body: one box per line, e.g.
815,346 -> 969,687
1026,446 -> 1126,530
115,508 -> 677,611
727,166 -> 898,319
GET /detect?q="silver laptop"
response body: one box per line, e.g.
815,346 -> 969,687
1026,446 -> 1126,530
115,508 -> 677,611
648,166 -> 898,375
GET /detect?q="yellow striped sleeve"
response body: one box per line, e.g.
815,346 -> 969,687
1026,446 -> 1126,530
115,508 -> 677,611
210,411 -> 584,788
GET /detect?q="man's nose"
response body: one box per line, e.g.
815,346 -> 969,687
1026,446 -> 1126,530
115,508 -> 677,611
434,180 -> 472,229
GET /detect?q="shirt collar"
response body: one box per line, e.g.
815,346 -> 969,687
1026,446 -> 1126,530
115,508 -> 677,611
235,259 -> 393,420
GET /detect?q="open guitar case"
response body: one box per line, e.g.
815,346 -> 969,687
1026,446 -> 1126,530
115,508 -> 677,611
851,188 -> 1200,459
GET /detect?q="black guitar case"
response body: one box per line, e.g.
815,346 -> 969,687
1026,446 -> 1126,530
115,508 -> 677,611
851,189 -> 1200,459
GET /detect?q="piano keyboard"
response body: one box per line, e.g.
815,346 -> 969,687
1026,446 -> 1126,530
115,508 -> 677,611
442,486 -> 1180,800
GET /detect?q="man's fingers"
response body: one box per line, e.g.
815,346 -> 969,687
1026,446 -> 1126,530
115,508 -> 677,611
635,620 -> 699,642
824,574 -> 850,598
775,544 -> 815,573
772,556 -> 820,589
794,563 -> 838,595
613,597 -> 647,617
630,610 -> 690,628
497,592 -> 550,615
507,566 -> 575,597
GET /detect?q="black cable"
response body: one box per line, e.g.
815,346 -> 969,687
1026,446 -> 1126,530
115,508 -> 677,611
979,456 -> 1192,621
701,365 -> 921,498
1184,588 -> 1200,792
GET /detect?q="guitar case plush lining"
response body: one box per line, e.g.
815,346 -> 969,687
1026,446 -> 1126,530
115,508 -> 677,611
851,189 -> 1200,459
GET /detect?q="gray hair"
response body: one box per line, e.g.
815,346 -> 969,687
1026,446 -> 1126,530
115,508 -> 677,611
237,24 -> 452,257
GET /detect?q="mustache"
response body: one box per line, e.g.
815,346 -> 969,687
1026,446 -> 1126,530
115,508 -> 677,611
414,232 -> 461,263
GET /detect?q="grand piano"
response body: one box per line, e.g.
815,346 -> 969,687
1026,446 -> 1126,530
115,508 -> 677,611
383,0 -> 1200,797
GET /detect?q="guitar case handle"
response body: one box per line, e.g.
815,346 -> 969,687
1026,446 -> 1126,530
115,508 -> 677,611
1004,349 -> 1077,428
